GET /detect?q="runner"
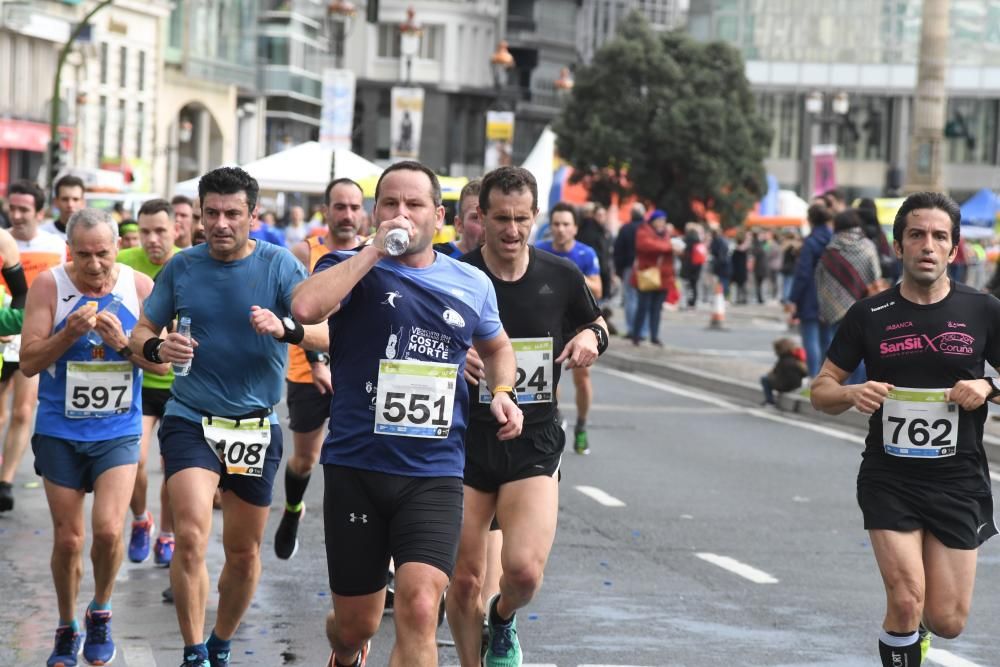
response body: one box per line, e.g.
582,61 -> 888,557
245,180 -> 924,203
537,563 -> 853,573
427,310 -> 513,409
129,167 -> 328,667
433,179 -> 483,259
291,160 -> 521,667
274,177 -> 366,560
42,174 -> 86,240
811,191 -> 1000,667
20,207 -> 162,667
447,166 -> 607,667
0,179 -> 64,512
534,201 -> 603,454
117,198 -> 182,566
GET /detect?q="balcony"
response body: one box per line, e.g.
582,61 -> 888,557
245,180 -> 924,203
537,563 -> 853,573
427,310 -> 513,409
260,67 -> 322,101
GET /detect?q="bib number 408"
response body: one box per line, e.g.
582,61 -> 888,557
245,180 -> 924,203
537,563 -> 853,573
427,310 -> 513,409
382,392 -> 449,425
213,440 -> 264,466
886,416 -> 953,447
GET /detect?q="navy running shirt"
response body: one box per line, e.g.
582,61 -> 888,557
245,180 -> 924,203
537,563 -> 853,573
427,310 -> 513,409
827,282 -> 1000,493
462,247 -> 601,426
316,250 -> 503,477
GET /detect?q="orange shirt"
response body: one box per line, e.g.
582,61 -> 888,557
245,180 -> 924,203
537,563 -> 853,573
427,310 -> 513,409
287,236 -> 331,383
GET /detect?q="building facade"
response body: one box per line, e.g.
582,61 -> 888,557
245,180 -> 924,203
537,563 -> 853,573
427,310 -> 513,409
578,0 -> 689,64
688,0 -> 1000,201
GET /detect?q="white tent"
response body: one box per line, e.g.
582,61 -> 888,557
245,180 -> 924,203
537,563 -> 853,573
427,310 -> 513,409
520,126 -> 556,216
174,142 -> 383,196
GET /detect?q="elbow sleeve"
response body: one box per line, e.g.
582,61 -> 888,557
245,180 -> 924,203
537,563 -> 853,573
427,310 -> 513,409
2,263 -> 28,309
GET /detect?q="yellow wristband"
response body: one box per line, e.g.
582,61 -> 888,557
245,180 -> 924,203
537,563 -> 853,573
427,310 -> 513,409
492,385 -> 514,395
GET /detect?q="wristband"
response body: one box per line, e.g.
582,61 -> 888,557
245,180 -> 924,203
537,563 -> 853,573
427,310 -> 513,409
305,350 -> 330,364
582,323 -> 609,355
278,316 -> 305,345
142,337 -> 164,363
117,344 -> 134,359
1,263 -> 27,309
491,385 -> 518,404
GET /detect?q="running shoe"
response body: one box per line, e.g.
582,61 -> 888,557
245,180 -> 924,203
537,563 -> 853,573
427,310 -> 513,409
207,644 -> 230,667
179,650 -> 209,667
484,595 -> 522,667
83,609 -> 115,665
919,625 -> 932,664
274,504 -> 304,560
47,625 -> 82,667
573,428 -> 590,455
154,535 -> 175,567
0,480 -> 12,512
128,511 -> 154,563
325,640 -> 370,667
162,585 -> 174,604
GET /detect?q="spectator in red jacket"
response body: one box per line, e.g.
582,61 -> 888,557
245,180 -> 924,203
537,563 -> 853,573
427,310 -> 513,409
630,209 -> 674,346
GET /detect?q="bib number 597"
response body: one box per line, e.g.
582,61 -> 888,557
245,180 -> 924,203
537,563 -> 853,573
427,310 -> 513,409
71,385 -> 127,411
382,392 -> 449,425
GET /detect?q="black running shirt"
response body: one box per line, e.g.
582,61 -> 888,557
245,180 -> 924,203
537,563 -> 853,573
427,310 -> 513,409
827,282 -> 1000,493
462,247 -> 601,426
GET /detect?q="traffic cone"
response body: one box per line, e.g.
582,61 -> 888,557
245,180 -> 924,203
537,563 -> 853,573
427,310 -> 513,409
708,281 -> 726,330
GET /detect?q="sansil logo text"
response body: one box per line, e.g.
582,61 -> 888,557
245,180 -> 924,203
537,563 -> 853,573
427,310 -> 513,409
880,335 -> 924,355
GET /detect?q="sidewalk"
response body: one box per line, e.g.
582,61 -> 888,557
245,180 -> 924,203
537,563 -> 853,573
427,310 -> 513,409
599,298 -> 1000,463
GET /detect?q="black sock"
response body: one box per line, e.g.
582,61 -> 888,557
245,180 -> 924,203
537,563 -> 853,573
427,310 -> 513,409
284,467 -> 311,508
878,629 -> 921,666
489,595 -> 513,625
575,418 -> 586,432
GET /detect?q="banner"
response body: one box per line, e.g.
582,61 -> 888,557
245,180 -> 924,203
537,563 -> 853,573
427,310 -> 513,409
319,69 -> 356,151
390,87 -> 424,161
811,144 -> 837,198
484,110 -> 515,171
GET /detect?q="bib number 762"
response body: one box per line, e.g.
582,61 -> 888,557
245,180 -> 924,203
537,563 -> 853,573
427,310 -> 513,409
382,392 -> 449,425
885,416 -> 953,448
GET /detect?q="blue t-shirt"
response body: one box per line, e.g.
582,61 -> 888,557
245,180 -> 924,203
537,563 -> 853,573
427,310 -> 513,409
535,239 -> 600,276
143,241 -> 307,424
250,223 -> 286,248
316,251 -> 502,477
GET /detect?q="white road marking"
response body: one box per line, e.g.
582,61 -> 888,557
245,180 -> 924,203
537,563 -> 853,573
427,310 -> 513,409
927,648 -> 985,667
575,485 -> 626,507
695,552 -> 779,584
119,642 -> 158,667
991,471 -> 1000,483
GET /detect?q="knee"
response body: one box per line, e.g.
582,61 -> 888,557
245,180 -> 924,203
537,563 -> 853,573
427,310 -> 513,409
11,401 -> 34,426
925,606 -> 970,640
90,522 -> 121,553
448,566 -> 484,605
173,523 -> 209,563
53,528 -> 85,557
502,560 -> 544,597
886,580 -> 924,623
331,607 -> 380,647
394,585 -> 443,631
290,449 -> 319,472
223,542 -> 261,577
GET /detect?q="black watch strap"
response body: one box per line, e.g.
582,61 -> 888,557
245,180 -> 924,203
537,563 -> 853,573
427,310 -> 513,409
988,377 -> 1000,400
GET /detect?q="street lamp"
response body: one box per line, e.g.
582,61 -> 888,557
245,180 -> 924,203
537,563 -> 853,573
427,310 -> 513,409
801,91 -> 850,199
490,40 -> 514,89
399,6 -> 422,85
554,67 -> 574,93
326,1 -> 356,68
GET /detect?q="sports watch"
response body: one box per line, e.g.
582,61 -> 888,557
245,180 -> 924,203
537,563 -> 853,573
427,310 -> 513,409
987,377 -> 1000,401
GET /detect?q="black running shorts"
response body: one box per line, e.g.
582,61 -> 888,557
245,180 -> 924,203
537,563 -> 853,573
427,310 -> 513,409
463,417 -> 564,493
0,360 -> 18,384
323,465 -> 463,596
286,381 -> 330,433
858,477 -> 998,550
141,387 -> 171,419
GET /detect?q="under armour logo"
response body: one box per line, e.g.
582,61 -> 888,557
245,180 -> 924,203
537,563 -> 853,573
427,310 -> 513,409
349,513 -> 368,524
382,291 -> 402,308
538,284 -> 554,295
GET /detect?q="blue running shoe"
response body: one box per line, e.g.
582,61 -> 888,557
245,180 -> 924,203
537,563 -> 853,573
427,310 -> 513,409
484,595 -> 522,667
83,609 -> 115,665
180,651 -> 210,667
206,635 -> 230,667
47,625 -> 82,667
154,535 -> 174,567
128,511 -> 154,563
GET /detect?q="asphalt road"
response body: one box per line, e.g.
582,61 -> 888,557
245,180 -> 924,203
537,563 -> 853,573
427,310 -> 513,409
2,364 -> 999,666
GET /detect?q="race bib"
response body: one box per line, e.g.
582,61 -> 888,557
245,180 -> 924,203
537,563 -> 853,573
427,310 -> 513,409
375,359 -> 458,438
201,416 -> 271,477
478,337 -> 553,405
65,361 -> 133,418
882,387 -> 958,458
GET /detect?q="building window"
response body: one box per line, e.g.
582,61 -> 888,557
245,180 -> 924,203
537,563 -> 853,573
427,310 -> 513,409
377,24 -> 400,58
137,51 -> 145,91
836,96 -> 890,162
100,43 -> 108,84
98,95 -> 107,162
946,98 -> 999,165
119,46 -> 127,88
377,24 -> 441,60
117,99 -> 126,158
258,36 -> 290,65
136,102 -> 144,159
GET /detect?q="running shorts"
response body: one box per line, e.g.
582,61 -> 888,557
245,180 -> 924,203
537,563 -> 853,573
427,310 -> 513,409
286,380 -> 330,433
463,417 -> 564,493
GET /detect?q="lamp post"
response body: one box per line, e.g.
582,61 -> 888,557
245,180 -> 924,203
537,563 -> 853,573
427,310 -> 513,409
490,40 -> 514,91
399,6 -> 421,85
484,42 -> 516,170
800,91 -> 850,199
326,0 -> 356,69
48,0 -> 114,187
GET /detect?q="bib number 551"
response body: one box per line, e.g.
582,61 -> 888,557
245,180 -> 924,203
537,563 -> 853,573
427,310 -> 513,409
382,392 -> 449,425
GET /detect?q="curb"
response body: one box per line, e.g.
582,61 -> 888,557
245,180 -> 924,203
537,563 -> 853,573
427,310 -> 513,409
600,349 -> 1000,465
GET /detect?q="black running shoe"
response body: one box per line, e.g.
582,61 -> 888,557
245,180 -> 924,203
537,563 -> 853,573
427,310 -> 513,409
274,504 -> 304,560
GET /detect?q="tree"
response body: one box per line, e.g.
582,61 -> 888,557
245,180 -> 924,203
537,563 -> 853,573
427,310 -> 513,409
553,12 -> 772,227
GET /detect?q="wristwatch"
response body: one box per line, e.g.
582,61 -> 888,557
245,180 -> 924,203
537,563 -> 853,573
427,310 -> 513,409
282,316 -> 296,335
491,385 -> 518,404
987,377 -> 1000,401
117,343 -> 134,359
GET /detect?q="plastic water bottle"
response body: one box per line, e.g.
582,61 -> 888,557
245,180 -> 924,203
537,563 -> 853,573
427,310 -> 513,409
86,295 -> 123,346
173,316 -> 193,376
383,228 -> 410,256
